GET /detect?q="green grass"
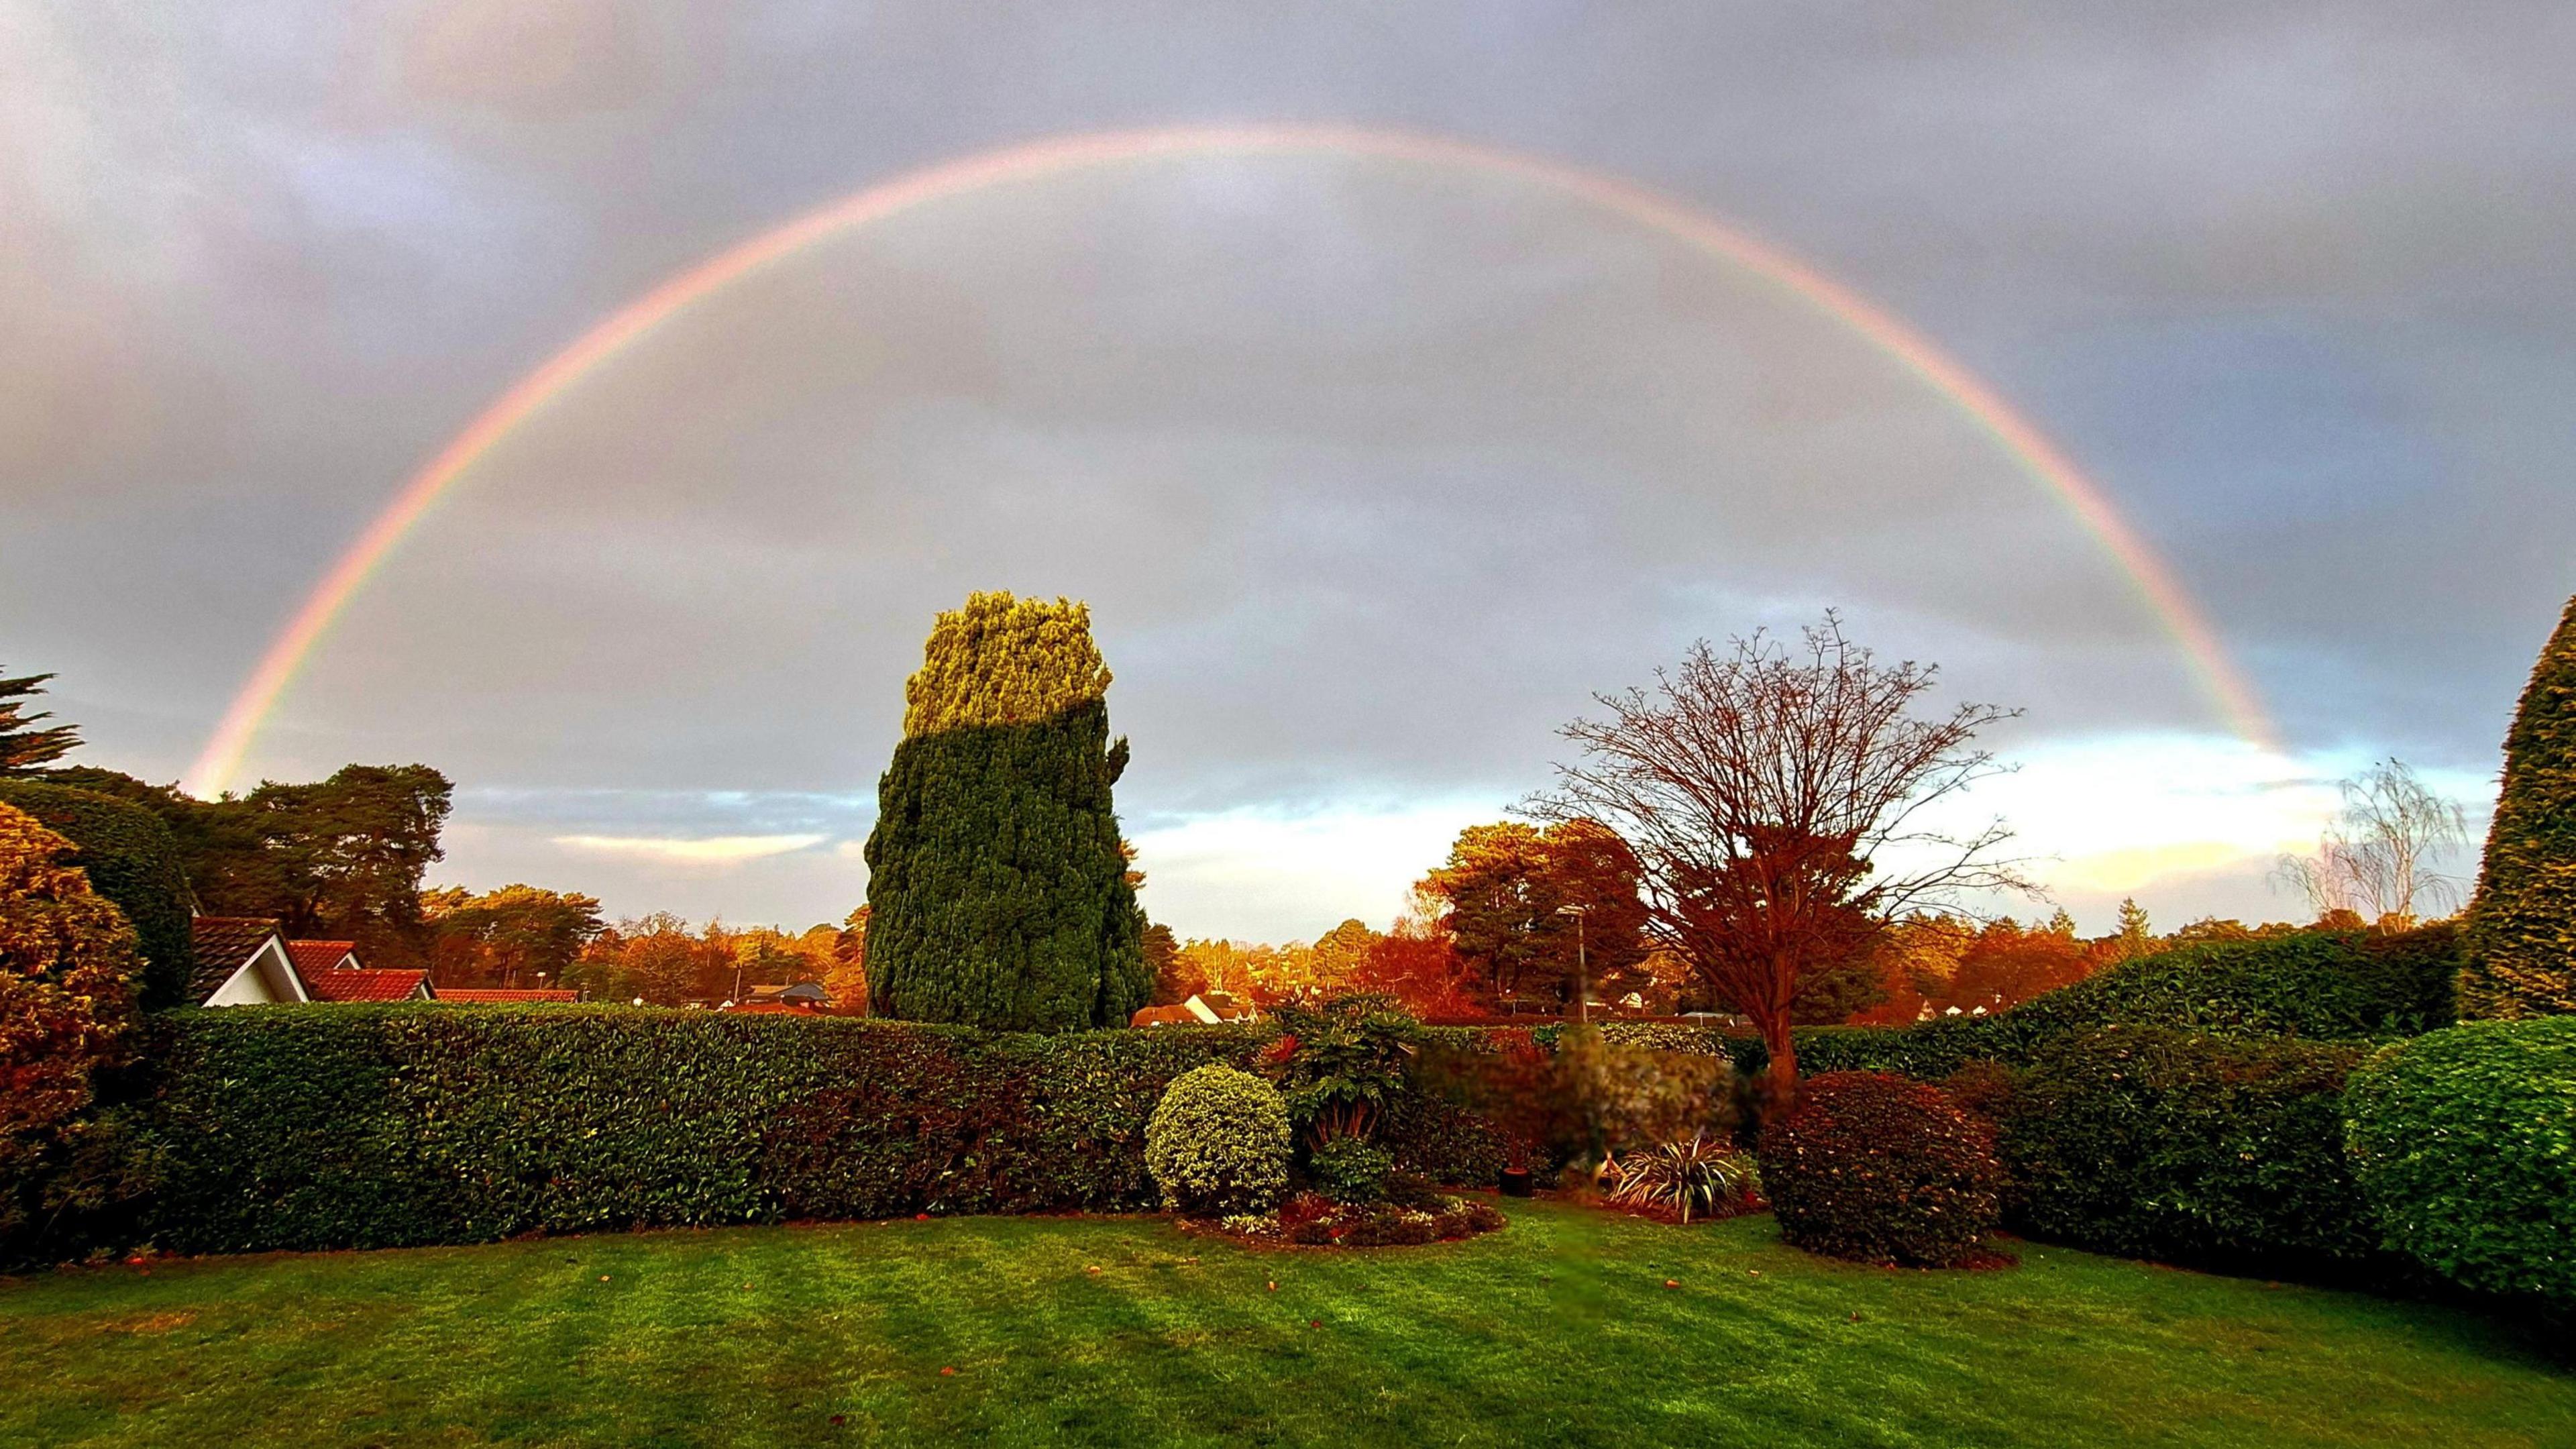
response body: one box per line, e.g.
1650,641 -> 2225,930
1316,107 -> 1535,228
2,1200 -> 2565,1448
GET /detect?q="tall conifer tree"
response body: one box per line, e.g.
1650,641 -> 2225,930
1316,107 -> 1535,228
2462,594 -> 2576,1017
863,593 -> 1148,1030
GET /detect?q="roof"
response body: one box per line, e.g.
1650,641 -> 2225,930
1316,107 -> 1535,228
304,968 -> 430,1003
189,917 -> 288,1003
287,940 -> 360,975
748,981 -> 830,1003
1129,1004 -> 1201,1027
437,988 -> 578,1004
724,1000 -> 822,1014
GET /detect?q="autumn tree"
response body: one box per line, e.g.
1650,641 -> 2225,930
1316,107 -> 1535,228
424,883 -> 604,988
0,671 -> 81,775
2274,759 -> 2469,932
1340,891 -> 1485,1018
1529,616 -> 2024,1097
0,803 -> 140,1241
2462,594 -> 2576,1016
1307,918 -> 1383,997
1420,818 -> 1651,1010
824,906 -> 869,1011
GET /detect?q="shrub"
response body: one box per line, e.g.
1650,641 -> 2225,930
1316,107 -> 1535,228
1604,1130 -> 1760,1223
1758,1071 -> 2002,1266
2461,594 -> 2576,1018
0,803 -> 142,1248
0,781 -> 193,1010
862,593 -> 1148,1030
1262,995 -> 1419,1146
1145,1063 -> 1291,1217
2344,1018 -> 2576,1307
1307,1136 -> 1393,1204
1999,1026 -> 2381,1275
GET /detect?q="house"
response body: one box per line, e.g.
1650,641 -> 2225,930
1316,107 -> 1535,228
191,919 -> 445,1005
1128,991 -> 1259,1028
188,917 -> 313,1006
745,981 -> 830,1008
290,938 -> 433,1002
438,987 -> 578,1004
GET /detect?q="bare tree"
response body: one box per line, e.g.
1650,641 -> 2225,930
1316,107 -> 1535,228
2273,759 -> 2469,931
1527,615 -> 2027,1099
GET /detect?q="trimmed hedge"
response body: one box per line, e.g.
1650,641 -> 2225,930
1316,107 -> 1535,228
2344,1018 -> 2576,1308
1998,1026 -> 2384,1277
130,1008 -> 1508,1254
141,1008 -> 1263,1252
0,781 -> 193,1010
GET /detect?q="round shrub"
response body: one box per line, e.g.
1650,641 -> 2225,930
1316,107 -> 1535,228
1146,1063 -> 1291,1217
2344,1018 -> 2576,1309
1758,1071 -> 2002,1267
1307,1136 -> 1393,1203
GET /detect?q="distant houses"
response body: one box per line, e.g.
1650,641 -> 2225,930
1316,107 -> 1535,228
186,917 -> 561,1006
1128,990 -> 1258,1028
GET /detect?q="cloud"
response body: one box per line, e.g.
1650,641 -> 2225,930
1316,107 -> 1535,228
551,832 -> 828,864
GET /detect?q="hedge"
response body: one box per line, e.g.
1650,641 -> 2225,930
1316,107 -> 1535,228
0,780 -> 194,1010
1996,1026 -> 2387,1278
130,1008 -> 1502,1254
2344,1018 -> 2576,1309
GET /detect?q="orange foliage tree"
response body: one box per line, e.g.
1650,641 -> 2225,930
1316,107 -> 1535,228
0,802 -> 140,1237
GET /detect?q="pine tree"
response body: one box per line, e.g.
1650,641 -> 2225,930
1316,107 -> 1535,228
2461,594 -> 2576,1018
2115,898 -> 2153,959
0,670 -> 81,773
863,593 -> 1148,1030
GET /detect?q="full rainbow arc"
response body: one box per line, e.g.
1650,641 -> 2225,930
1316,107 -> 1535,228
185,123 -> 2274,797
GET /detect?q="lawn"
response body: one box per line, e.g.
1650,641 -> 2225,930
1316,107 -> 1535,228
2,1199 -> 2566,1448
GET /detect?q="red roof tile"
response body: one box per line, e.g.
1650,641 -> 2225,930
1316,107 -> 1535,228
287,940 -> 360,975
438,988 -> 578,1004
1129,1004 -> 1199,1027
305,968 -> 429,1003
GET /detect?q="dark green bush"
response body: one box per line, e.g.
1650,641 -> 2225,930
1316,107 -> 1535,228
2344,1018 -> 2576,1308
1758,1071 -> 2002,1267
1144,1064 -> 1290,1216
0,780 -> 194,1010
1307,1136 -> 1393,1204
1998,1026 -> 2381,1276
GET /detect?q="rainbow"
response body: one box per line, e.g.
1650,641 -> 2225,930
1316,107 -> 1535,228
185,123 -> 2272,797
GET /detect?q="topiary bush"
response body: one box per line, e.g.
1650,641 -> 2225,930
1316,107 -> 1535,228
862,593 -> 1148,1030
2343,1018 -> 2576,1309
1999,1026 -> 2381,1276
0,781 -> 193,1011
2460,594 -> 2576,1018
1144,1063 -> 1291,1217
1758,1071 -> 2002,1267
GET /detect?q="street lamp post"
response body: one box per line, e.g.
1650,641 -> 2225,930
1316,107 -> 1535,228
1556,903 -> 1590,1024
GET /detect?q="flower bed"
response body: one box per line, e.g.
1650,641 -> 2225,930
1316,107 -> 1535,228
1205,1190 -> 1505,1248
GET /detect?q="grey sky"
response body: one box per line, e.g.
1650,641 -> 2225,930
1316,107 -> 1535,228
3,2 -> 2569,938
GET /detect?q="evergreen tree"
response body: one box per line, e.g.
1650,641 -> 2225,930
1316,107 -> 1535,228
863,593 -> 1147,1030
2461,594 -> 2576,1018
0,670 -> 80,773
2115,897 -> 2154,959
